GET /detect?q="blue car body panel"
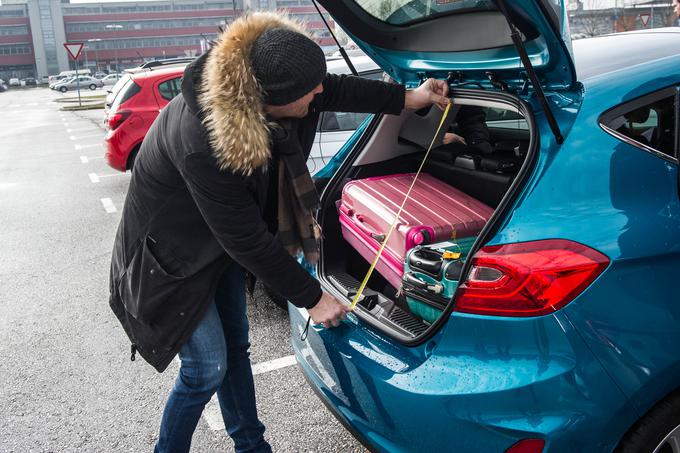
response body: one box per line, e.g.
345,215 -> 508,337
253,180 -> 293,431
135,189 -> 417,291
293,15 -> 680,453
291,306 -> 638,452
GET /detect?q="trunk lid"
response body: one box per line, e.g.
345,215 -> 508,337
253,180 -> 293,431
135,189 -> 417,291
316,0 -> 577,94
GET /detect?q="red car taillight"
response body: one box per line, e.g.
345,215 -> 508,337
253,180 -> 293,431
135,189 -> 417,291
505,439 -> 545,453
455,239 -> 609,317
107,110 -> 131,131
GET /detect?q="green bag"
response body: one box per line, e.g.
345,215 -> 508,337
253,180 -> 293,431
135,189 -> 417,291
402,237 -> 476,324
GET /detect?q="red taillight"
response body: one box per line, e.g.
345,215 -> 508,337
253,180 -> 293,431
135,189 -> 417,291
505,439 -> 545,453
455,239 -> 609,317
107,110 -> 131,131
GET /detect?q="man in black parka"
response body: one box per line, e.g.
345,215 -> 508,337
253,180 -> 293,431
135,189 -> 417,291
108,12 -> 449,453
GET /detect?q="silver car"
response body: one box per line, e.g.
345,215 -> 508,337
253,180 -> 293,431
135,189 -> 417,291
54,75 -> 104,92
307,55 -> 383,176
100,74 -> 122,86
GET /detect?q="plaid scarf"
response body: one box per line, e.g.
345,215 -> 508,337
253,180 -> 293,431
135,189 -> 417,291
271,119 -> 321,265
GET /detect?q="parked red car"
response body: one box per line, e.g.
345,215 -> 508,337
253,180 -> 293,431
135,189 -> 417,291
104,60 -> 188,171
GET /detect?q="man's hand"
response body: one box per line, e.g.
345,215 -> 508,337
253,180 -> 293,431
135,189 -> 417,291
308,291 -> 352,328
443,132 -> 466,146
404,78 -> 450,111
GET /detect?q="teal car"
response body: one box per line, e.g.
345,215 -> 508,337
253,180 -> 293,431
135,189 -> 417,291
290,1 -> 680,452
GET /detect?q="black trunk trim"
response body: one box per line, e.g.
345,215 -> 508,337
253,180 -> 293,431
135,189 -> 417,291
317,88 -> 539,348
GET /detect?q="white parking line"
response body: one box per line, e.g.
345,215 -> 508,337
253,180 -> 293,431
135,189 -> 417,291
80,155 -> 104,163
252,355 -> 297,376
169,354 -> 299,432
88,172 -> 128,183
100,198 -> 117,213
202,355 -> 298,431
75,143 -> 102,150
98,172 -> 128,179
203,398 -> 225,431
70,133 -> 102,141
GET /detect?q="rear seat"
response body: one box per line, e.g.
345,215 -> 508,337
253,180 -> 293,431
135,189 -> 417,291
409,140 -> 527,207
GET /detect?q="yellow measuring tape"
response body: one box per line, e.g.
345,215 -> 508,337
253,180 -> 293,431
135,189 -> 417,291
350,100 -> 452,310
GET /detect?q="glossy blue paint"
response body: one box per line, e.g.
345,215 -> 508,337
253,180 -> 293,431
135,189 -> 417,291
291,306 -> 636,453
292,27 -> 680,453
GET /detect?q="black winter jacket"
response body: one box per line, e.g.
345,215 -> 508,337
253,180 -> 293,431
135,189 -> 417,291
108,13 -> 405,372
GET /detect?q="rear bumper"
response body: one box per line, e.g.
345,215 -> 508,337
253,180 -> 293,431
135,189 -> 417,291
104,132 -> 127,172
290,304 -> 635,453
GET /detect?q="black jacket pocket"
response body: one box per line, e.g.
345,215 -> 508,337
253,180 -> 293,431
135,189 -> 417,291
118,236 -> 186,324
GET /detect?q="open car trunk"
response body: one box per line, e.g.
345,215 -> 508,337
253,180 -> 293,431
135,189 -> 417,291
315,88 -> 537,343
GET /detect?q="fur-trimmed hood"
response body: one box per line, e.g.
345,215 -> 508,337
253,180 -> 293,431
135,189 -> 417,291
198,12 -> 310,176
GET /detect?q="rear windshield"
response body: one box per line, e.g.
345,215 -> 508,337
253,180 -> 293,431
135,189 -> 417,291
110,78 -> 141,112
354,0 -> 495,25
109,74 -> 131,100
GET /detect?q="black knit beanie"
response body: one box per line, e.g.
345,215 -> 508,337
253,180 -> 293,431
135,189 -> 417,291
250,28 -> 327,106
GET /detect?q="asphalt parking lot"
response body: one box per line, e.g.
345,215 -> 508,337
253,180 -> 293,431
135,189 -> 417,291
0,87 -> 363,452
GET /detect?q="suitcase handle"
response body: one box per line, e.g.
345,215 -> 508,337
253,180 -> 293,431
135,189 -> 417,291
355,214 -> 386,243
403,272 -> 444,294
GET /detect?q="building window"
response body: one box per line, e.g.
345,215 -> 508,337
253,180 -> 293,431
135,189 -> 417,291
95,35 -> 216,50
0,25 -> 29,36
0,44 -> 31,55
0,9 -> 26,17
65,17 -> 229,34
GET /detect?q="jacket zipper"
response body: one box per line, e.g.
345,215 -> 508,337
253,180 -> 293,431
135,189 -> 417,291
130,343 -> 137,362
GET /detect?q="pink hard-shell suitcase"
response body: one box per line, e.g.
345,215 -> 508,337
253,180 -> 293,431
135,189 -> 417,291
338,173 -> 494,289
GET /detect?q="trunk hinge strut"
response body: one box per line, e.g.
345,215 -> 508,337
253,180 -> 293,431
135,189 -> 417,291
311,0 -> 359,76
496,0 -> 564,144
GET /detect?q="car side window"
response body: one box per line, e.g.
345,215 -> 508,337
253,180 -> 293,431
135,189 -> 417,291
601,87 -> 677,161
320,112 -> 368,132
317,70 -> 385,133
320,111 -> 370,132
158,77 -> 182,101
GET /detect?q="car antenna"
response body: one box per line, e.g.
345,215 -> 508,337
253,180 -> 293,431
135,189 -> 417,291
200,33 -> 216,48
496,0 -> 564,144
311,0 -> 359,76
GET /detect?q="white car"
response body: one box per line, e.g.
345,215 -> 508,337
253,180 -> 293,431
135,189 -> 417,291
9,78 -> 20,87
100,73 -> 122,86
307,55 -> 382,176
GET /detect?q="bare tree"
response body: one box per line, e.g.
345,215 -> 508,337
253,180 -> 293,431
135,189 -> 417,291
572,0 -> 612,36
661,7 -> 677,27
614,7 -> 638,32
378,0 -> 395,19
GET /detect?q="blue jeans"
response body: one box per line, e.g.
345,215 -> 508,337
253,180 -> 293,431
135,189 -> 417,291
155,262 -> 271,453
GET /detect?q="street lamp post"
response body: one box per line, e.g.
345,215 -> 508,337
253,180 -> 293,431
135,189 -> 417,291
87,38 -> 101,74
105,24 -> 123,72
